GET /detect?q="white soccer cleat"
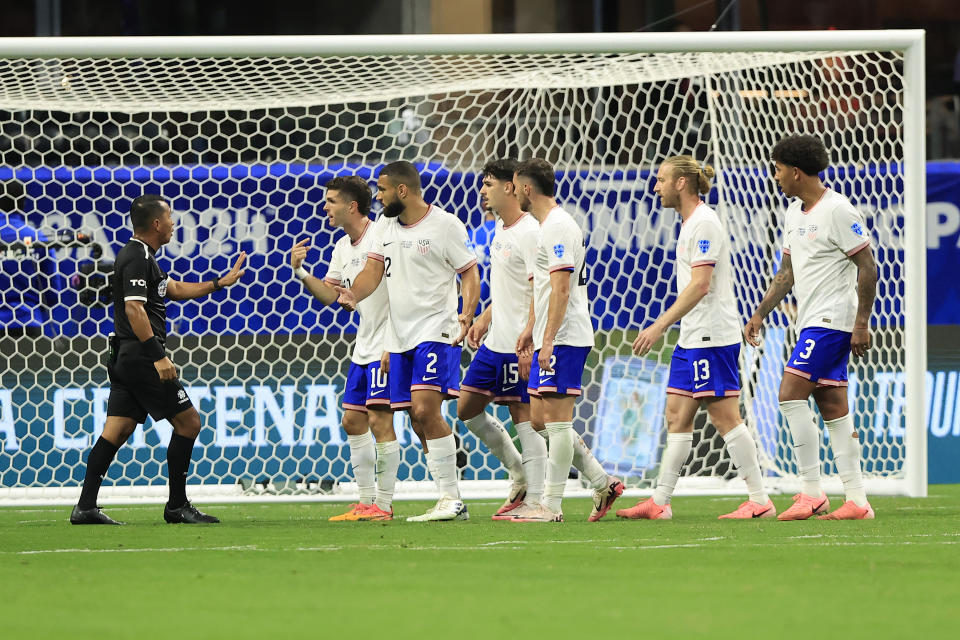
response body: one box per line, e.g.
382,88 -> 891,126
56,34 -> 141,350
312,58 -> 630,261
492,481 -> 527,519
406,496 -> 470,522
508,502 -> 563,523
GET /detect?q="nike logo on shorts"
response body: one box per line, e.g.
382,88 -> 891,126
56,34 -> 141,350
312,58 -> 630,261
369,389 -> 384,396
422,376 -> 437,382
695,382 -> 709,389
793,360 -> 808,365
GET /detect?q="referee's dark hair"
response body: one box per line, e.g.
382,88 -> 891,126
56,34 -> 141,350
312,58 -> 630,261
380,161 -> 422,193
771,134 -> 830,176
325,176 -> 372,216
482,158 -> 519,182
515,158 -> 556,196
130,194 -> 168,231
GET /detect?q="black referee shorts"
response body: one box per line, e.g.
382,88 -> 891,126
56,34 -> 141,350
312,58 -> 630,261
106,340 -> 194,423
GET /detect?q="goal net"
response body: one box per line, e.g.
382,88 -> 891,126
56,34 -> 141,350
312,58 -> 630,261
0,33 -> 926,504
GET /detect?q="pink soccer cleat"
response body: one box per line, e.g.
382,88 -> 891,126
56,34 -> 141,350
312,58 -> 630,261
777,492 -> 830,521
718,499 -> 777,520
588,476 -> 625,522
355,504 -> 394,521
817,500 -> 875,520
615,497 -> 672,520
492,482 -> 527,520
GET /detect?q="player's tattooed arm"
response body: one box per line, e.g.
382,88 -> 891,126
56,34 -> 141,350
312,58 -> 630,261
744,254 -> 794,346
850,246 -> 877,358
167,252 -> 247,300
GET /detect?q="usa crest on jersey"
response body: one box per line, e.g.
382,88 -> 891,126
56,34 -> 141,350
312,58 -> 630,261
418,238 -> 431,255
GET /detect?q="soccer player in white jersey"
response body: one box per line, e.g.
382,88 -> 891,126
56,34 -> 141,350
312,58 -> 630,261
290,176 -> 398,522
745,134 -> 877,520
510,158 -> 624,523
616,156 -> 774,521
458,159 -> 538,518
336,161 -> 481,522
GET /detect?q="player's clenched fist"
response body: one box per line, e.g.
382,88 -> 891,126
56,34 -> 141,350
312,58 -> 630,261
743,315 -> 763,347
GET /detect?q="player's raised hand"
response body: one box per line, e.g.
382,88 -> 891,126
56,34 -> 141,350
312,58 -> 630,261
743,315 -> 763,347
219,251 -> 248,287
453,312 -> 473,346
290,239 -> 309,269
851,325 -> 871,359
154,356 -> 177,382
333,285 -> 357,311
632,323 -> 665,356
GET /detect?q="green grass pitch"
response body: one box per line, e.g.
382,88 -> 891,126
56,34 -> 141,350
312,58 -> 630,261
3,487 -> 959,639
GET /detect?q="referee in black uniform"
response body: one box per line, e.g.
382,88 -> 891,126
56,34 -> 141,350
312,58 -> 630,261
70,194 -> 246,525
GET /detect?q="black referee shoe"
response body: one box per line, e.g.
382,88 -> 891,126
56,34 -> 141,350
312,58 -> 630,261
70,505 -> 125,525
163,502 -> 220,524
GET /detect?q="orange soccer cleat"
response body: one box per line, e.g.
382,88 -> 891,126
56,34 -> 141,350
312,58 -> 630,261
718,499 -> 777,520
355,504 -> 394,521
616,497 -> 672,520
328,503 -> 370,522
777,493 -> 830,521
817,500 -> 875,520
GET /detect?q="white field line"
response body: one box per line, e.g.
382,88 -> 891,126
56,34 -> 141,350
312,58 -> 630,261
6,536 -> 960,556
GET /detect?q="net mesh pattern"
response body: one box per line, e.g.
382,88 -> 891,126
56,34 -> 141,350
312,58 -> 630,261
0,48 -> 907,501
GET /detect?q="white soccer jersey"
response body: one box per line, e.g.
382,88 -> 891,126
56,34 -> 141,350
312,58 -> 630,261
674,203 -> 741,349
323,218 -> 391,365
532,206 -> 594,350
485,213 -> 540,354
781,188 -> 871,333
368,205 -> 478,353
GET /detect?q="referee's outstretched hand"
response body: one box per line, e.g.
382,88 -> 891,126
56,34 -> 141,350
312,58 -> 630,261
219,252 -> 248,287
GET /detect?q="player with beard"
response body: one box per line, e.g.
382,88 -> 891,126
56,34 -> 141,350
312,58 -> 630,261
616,156 -> 773,521
336,162 -> 481,522
291,176 -> 398,521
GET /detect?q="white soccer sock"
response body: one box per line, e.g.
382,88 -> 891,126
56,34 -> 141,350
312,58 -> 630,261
515,421 -> 546,505
346,431 -> 376,505
543,422 -> 575,513
780,400 -> 823,496
464,413 -> 525,482
374,440 -> 401,511
722,423 -> 769,505
425,434 -> 460,500
572,435 -> 609,490
825,413 -> 868,507
653,432 -> 693,506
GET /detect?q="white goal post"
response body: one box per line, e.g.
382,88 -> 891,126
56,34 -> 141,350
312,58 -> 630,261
0,30 -> 926,504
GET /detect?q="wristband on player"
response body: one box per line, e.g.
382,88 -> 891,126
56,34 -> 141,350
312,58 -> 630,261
212,276 -> 222,291
140,336 -> 165,362
294,266 -> 310,280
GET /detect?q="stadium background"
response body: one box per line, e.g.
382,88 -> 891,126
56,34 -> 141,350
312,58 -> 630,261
0,1 -> 958,487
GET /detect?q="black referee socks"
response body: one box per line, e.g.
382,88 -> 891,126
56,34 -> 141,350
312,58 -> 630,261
166,433 -> 196,508
78,436 -> 120,510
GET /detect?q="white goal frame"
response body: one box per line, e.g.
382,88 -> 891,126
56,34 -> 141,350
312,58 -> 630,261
0,30 -> 927,504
